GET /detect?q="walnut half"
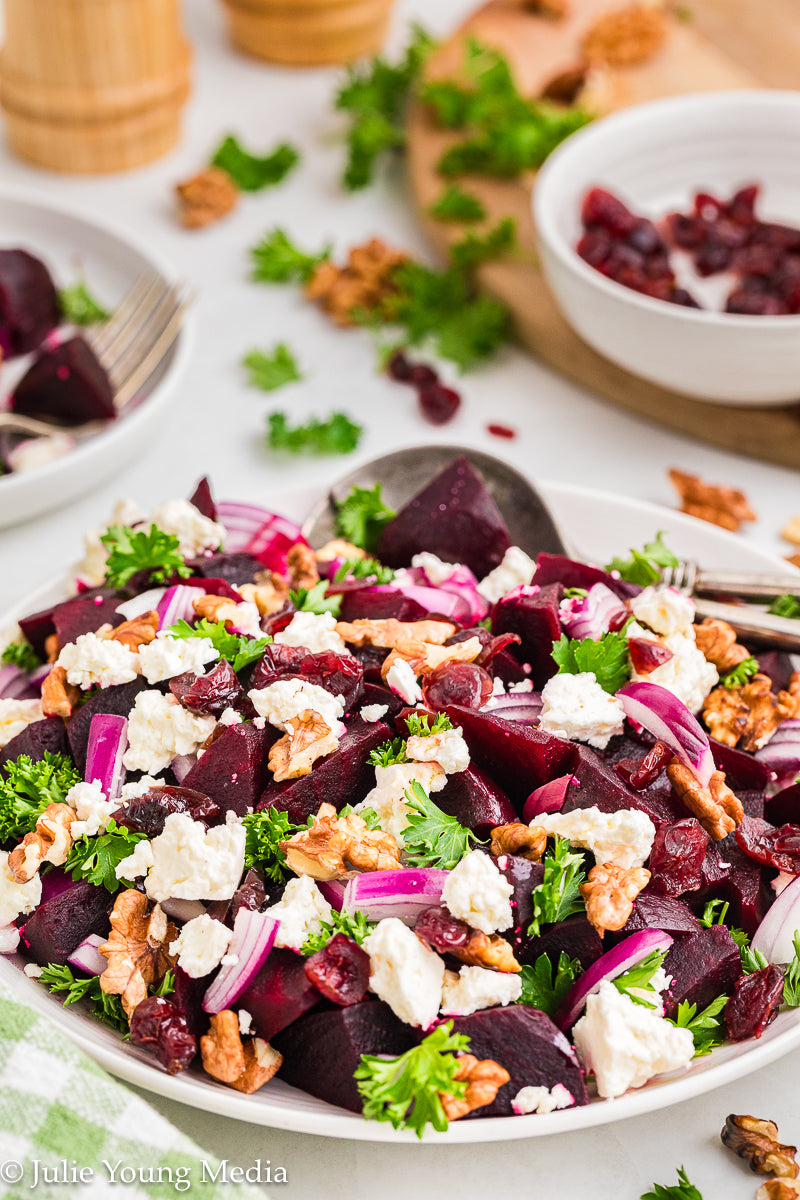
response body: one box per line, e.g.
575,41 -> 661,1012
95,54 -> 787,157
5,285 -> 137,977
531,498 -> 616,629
279,801 -> 402,880
452,929 -> 521,974
439,1054 -> 510,1121
667,759 -> 743,840
721,1114 -> 799,1178
489,823 -> 547,861
580,863 -> 650,936
201,1010 -> 283,1094
99,891 -> 176,1019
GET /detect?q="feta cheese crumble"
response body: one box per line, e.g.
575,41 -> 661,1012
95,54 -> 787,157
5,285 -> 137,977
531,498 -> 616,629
535,805 -> 655,870
274,611 -> 347,655
169,913 -> 233,978
441,850 -> 514,935
362,917 -> 445,1028
385,659 -> 422,706
138,634 -> 219,684
512,1083 -> 574,1115
440,965 -> 522,1016
0,699 -> 43,748
123,691 -> 216,775
0,850 -> 41,928
119,775 -> 165,803
57,633 -> 140,690
116,811 -> 246,902
407,727 -> 470,774
148,498 -> 225,558
630,586 -> 695,637
238,1009 -> 253,1035
356,761 -> 446,842
632,631 -> 718,716
248,679 -> 345,737
265,875 -> 333,951
360,704 -> 389,724
411,552 -> 460,585
65,780 -> 119,839
539,672 -> 625,750
572,981 -> 694,1098
477,546 -> 536,604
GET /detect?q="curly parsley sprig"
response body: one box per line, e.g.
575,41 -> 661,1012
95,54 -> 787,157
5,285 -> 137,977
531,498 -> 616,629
0,753 -> 81,841
167,618 -> 270,673
527,837 -> 586,937
101,524 -> 192,589
401,781 -> 481,869
65,820 -> 147,893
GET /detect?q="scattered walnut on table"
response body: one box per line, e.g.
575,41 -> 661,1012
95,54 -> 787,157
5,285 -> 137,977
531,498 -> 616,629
175,166 -> 239,229
489,823 -> 547,861
580,862 -> 650,936
41,665 -> 80,718
667,758 -> 743,840
439,1054 -> 510,1121
286,542 -> 320,591
268,709 -> 339,782
668,468 -> 757,532
99,891 -> 176,1019
758,1182 -> 800,1200
694,617 -> 752,673
279,801 -> 402,880
781,516 -> 800,546
582,3 -> 668,68
721,1114 -> 799,1178
7,803 -> 76,883
452,929 -> 521,974
305,239 -> 409,327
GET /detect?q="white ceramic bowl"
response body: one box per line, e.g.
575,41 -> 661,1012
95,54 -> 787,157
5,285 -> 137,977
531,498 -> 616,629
0,187 -> 192,527
533,90 -> 800,406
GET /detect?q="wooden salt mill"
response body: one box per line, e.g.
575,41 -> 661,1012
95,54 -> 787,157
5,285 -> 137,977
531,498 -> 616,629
0,0 -> 191,174
219,0 -> 396,66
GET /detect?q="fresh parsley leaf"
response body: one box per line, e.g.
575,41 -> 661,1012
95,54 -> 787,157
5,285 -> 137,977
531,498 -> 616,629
449,217 -> 516,271
607,532 -> 679,588
641,1166 -> 704,1200
243,343 -> 302,392
152,969 -> 176,997
38,963 -> 129,1034
355,1020 -> 470,1137
65,819 -> 147,893
551,630 -> 631,694
59,275 -> 111,326
720,655 -> 759,688
402,781 -> 482,869
698,898 -> 729,928
368,738 -> 409,768
301,907 -> 376,955
740,943 -> 769,974
168,618 -> 270,673
668,994 -> 728,1057
783,932 -> 800,1007
404,712 -> 453,737
335,25 -> 436,190
612,949 -> 666,1007
211,135 -> 299,191
250,228 -> 331,284
267,411 -> 362,456
769,593 -> 800,620
428,185 -> 487,223
0,752 -> 82,841
1,640 -> 41,672
334,484 -> 396,552
101,524 -> 191,589
478,615 -> 493,631
289,580 -> 342,616
527,836 -> 586,937
563,587 -> 589,599
519,951 -> 581,1017
241,807 -> 310,882
333,556 -> 395,584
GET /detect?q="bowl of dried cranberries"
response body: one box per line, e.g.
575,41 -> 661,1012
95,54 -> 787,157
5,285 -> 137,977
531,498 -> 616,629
533,90 -> 800,405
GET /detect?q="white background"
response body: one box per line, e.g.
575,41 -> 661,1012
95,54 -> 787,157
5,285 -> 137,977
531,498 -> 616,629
1,0 -> 799,1194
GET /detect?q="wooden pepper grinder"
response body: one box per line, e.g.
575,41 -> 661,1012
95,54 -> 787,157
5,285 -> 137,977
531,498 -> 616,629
0,0 -> 192,173
219,0 -> 396,66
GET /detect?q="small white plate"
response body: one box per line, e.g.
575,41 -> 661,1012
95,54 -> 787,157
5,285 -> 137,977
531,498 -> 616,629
1,479 -> 798,1141
0,186 -> 192,527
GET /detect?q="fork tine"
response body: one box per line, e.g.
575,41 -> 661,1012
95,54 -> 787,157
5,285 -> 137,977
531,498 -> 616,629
86,273 -> 162,358
94,275 -> 170,368
108,283 -> 183,391
112,286 -> 191,410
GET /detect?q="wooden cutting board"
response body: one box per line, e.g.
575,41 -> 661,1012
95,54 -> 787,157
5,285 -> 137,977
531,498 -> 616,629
405,0 -> 800,469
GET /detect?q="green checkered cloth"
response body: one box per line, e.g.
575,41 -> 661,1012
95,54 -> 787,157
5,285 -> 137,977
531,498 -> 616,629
0,983 -> 267,1200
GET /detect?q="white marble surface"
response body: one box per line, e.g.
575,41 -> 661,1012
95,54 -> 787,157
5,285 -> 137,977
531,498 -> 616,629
1,0 -> 799,1194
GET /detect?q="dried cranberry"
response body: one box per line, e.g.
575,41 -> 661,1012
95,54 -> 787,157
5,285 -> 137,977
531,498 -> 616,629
628,637 -> 674,675
669,287 -> 702,308
627,218 -> 664,257
386,350 -> 413,382
666,212 -> 703,249
129,996 -> 197,1074
694,191 -> 726,222
648,817 -> 709,896
207,868 -> 270,926
249,644 -> 364,710
726,289 -> 789,315
755,221 -> 800,253
696,240 -> 734,276
735,814 -> 800,872
415,905 -> 470,951
409,362 -> 438,388
303,934 -> 370,1005
418,382 -> 461,425
582,187 -> 636,237
170,658 -> 244,717
614,740 -> 672,790
114,786 -> 221,836
577,228 -> 612,267
422,661 -> 493,711
724,965 -> 784,1041
728,184 -> 759,225
487,423 -> 516,439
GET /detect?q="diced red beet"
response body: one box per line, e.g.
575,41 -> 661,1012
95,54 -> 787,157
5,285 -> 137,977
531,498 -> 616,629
20,590 -> 122,656
114,785 -> 222,836
0,716 -> 69,771
437,765 -> 516,837
533,554 -> 640,600
360,681 -> 404,720
490,647 -> 530,686
518,915 -> 604,970
492,584 -> 562,689
304,935 -> 370,1005
67,678 -> 149,773
185,552 -> 265,585
170,659 -> 244,717
21,879 -> 111,966
415,905 -> 471,952
649,818 -> 709,897
12,336 -> 114,426
249,645 -> 364,713
172,575 -> 241,602
273,1000 -> 416,1113
756,650 -> 795,694
169,965 -> 210,1038
724,966 -> 784,1041
238,948 -> 320,1042
563,745 -> 685,831
376,456 -> 511,579
0,249 -> 60,357
129,996 -> 197,1074
767,782 -> 800,827
258,717 -> 391,824
499,856 -> 544,936
448,1006 -> 588,1116
339,586 -> 430,623
188,477 -> 218,522
710,737 -> 772,793
703,835 -> 769,936
206,867 -> 272,928
423,661 -> 494,712
661,925 -> 743,1018
182,723 -> 274,818
620,889 -> 701,937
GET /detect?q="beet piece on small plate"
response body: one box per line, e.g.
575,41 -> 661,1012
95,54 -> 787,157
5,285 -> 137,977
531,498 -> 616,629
21,879 -> 112,966
0,716 -> 69,770
376,456 -> 511,579
492,584 -> 562,689
662,925 -> 743,1019
0,248 -> 60,357
12,336 -> 115,426
182,723 -> 275,818
237,948 -> 321,1042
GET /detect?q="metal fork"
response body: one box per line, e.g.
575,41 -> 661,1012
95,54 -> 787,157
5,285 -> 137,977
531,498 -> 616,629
662,560 -> 800,651
0,272 -> 190,438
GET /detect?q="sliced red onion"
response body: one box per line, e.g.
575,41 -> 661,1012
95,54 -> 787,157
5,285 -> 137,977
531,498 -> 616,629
202,909 -> 279,1014
383,581 -> 469,623
523,774 -> 576,822
85,714 -> 128,802
171,753 -> 198,783
0,664 -> 38,701
217,501 -> 306,573
618,681 -> 715,787
752,873 -> 800,964
161,898 -> 207,922
318,879 -> 346,910
560,583 -> 628,641
67,934 -> 107,976
408,563 -> 489,625
556,929 -> 674,1031
482,691 -> 543,725
756,720 -> 800,786
115,588 -> 168,621
156,585 -> 206,629
342,868 -> 449,923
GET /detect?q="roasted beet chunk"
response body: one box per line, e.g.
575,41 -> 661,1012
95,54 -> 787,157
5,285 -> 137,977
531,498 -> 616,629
376,456 -> 511,578
724,966 -> 784,1041
621,889 -> 701,937
170,658 -> 244,716
518,915 -> 604,971
114,785 -> 221,836
186,552 -> 265,585
238,948 -> 321,1042
492,583 -> 563,690
188,476 -> 218,522
304,935 -> 370,1005
182,723 -> 274,818
648,818 -> 709,897
249,644 -> 364,712
533,553 -> 639,600
436,765 -> 516,838
0,248 -> 60,357
22,879 -> 111,966
129,996 -> 197,1074
0,716 -> 69,771
12,336 -> 115,426
662,925 -> 743,1018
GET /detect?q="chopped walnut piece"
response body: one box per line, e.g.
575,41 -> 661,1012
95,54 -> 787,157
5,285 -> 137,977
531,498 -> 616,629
268,709 -> 339,782
229,1039 -> 283,1094
439,1054 -> 510,1121
201,1010 -> 247,1083
667,758 -> 744,840
452,929 -> 521,973
580,863 -> 650,936
108,610 -> 159,651
41,665 -> 80,718
44,633 -> 59,664
305,238 -> 409,327
540,64 -> 588,103
192,594 -> 236,624
421,637 -> 484,672
99,891 -> 176,1019
315,539 -> 367,562
286,543 -> 320,591
176,166 -> 239,229
669,468 -> 757,532
523,0 -> 568,17
490,823 -> 547,861
8,803 -> 76,883
335,617 -> 456,650
694,617 -> 751,673
582,3 -> 668,68
279,801 -> 402,881
704,672 -> 800,752
785,555 -> 800,571
781,517 -> 800,546
238,577 -> 290,616
758,1183 -> 800,1200
721,1114 -> 799,1178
